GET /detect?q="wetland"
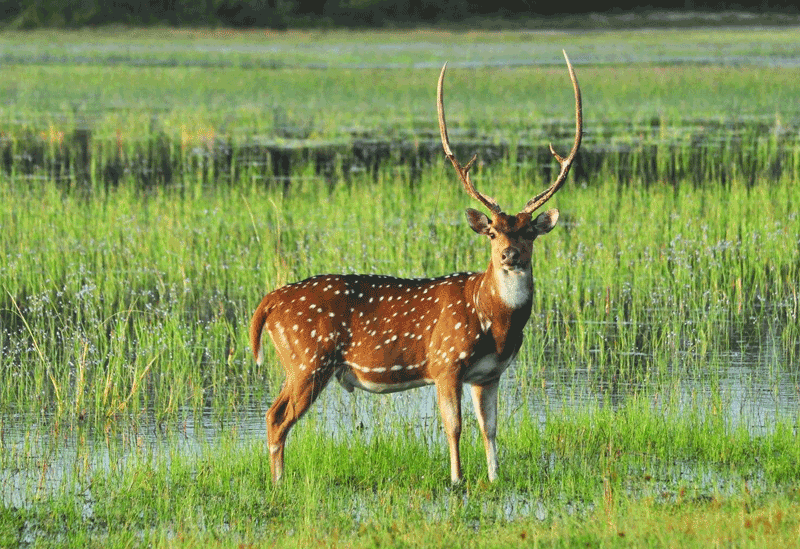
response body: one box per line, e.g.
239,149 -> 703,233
1,27 -> 799,548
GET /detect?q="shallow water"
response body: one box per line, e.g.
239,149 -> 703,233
2,323 -> 796,510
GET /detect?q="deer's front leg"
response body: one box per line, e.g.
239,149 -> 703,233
470,379 -> 499,482
436,376 -> 463,484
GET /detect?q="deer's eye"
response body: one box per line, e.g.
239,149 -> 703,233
488,232 -> 496,240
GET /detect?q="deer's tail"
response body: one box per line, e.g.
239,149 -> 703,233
249,293 -> 276,365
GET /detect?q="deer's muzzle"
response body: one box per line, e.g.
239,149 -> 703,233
501,247 -> 521,267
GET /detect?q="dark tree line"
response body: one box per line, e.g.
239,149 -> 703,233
0,0 -> 796,29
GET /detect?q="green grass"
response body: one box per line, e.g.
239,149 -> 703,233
3,144 -> 800,548
3,63 -> 800,139
3,27 -> 800,146
3,26 -> 800,68
2,163 -> 799,541
4,406 -> 799,548
2,167 -> 797,421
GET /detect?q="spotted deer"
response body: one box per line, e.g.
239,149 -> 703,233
250,51 -> 582,483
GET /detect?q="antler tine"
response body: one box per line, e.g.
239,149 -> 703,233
523,50 -> 583,215
437,63 -> 502,215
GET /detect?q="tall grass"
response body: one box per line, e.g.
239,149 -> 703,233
2,154 -> 798,426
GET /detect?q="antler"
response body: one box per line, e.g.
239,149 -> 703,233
437,63 -> 502,215
522,50 -> 583,214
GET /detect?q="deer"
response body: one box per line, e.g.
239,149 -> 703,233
250,50 -> 582,484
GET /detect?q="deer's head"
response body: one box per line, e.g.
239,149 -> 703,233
437,50 -> 582,277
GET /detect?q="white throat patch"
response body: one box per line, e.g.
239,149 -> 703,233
495,267 -> 532,309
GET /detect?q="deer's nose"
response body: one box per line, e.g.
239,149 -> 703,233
501,247 -> 520,265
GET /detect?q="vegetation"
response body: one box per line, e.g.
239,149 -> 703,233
2,1 -> 800,30
0,27 -> 799,547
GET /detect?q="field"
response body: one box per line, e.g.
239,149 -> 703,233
1,27 -> 800,547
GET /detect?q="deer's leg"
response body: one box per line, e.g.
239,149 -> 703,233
266,383 -> 294,483
436,377 -> 463,484
267,366 -> 333,483
470,379 -> 499,482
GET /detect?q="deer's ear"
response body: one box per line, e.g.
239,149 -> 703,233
531,208 -> 559,235
466,208 -> 491,235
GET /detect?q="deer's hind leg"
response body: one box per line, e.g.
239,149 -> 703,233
267,361 -> 334,482
265,322 -> 339,483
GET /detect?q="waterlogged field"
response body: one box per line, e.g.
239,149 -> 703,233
1,28 -> 800,547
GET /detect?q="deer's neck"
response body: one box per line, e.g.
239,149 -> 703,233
477,261 -> 532,310
471,262 -> 533,328
468,263 -> 532,361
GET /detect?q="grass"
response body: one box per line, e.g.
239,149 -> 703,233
3,26 -> 800,68
1,26 -> 800,547
2,167 -> 797,422
3,27 -> 800,149
3,62 -> 800,194
3,407 -> 799,547
2,159 -> 799,546
3,63 -> 800,138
